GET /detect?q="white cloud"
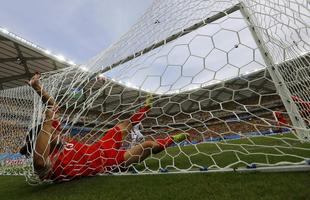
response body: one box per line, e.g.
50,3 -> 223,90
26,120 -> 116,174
0,0 -> 153,63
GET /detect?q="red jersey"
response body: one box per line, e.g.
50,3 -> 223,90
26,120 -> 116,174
45,126 -> 126,181
43,106 -> 150,181
47,139 -> 105,180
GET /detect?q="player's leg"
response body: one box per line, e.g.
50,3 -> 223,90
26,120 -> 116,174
124,96 -> 152,146
123,133 -> 190,167
98,96 -> 153,169
123,141 -> 162,166
117,120 -> 132,139
99,96 -> 153,148
129,105 -> 151,125
99,120 -> 132,147
105,103 -> 151,148
100,95 -> 153,145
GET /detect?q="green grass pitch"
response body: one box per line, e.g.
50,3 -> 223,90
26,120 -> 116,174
0,133 -> 309,200
135,133 -> 310,172
0,172 -> 310,200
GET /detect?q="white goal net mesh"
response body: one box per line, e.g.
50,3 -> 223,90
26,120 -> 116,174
0,0 -> 310,183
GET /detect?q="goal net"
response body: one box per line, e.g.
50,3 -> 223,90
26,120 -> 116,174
0,0 -> 310,183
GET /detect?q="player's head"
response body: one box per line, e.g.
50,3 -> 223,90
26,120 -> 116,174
19,125 -> 42,158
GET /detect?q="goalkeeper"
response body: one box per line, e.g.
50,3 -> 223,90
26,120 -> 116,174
20,73 -> 189,182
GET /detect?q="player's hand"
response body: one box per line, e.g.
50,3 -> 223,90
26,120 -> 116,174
26,72 -> 41,89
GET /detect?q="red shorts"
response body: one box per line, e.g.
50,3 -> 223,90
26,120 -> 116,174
98,126 -> 127,167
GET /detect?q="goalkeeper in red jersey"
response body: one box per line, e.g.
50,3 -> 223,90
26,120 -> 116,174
20,73 -> 189,182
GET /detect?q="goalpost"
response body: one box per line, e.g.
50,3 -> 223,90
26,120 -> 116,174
0,0 -> 310,183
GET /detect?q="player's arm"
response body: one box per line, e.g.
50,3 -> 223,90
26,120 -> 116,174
34,154 -> 52,179
26,72 -> 58,109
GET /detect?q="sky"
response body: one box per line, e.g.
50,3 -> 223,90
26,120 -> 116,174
0,0 -> 153,64
104,10 -> 266,93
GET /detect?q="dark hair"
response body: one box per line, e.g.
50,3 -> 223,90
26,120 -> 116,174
19,125 -> 41,158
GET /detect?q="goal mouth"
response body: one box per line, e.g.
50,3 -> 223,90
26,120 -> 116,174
0,0 -> 309,183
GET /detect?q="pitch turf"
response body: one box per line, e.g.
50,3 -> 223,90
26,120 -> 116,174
134,133 -> 310,172
1,133 -> 309,200
0,172 -> 310,200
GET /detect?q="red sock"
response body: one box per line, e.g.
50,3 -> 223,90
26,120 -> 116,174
130,106 -> 150,124
156,137 -> 174,149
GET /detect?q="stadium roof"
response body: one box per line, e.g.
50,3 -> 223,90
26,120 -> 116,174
80,67 -> 278,120
0,26 -> 75,90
